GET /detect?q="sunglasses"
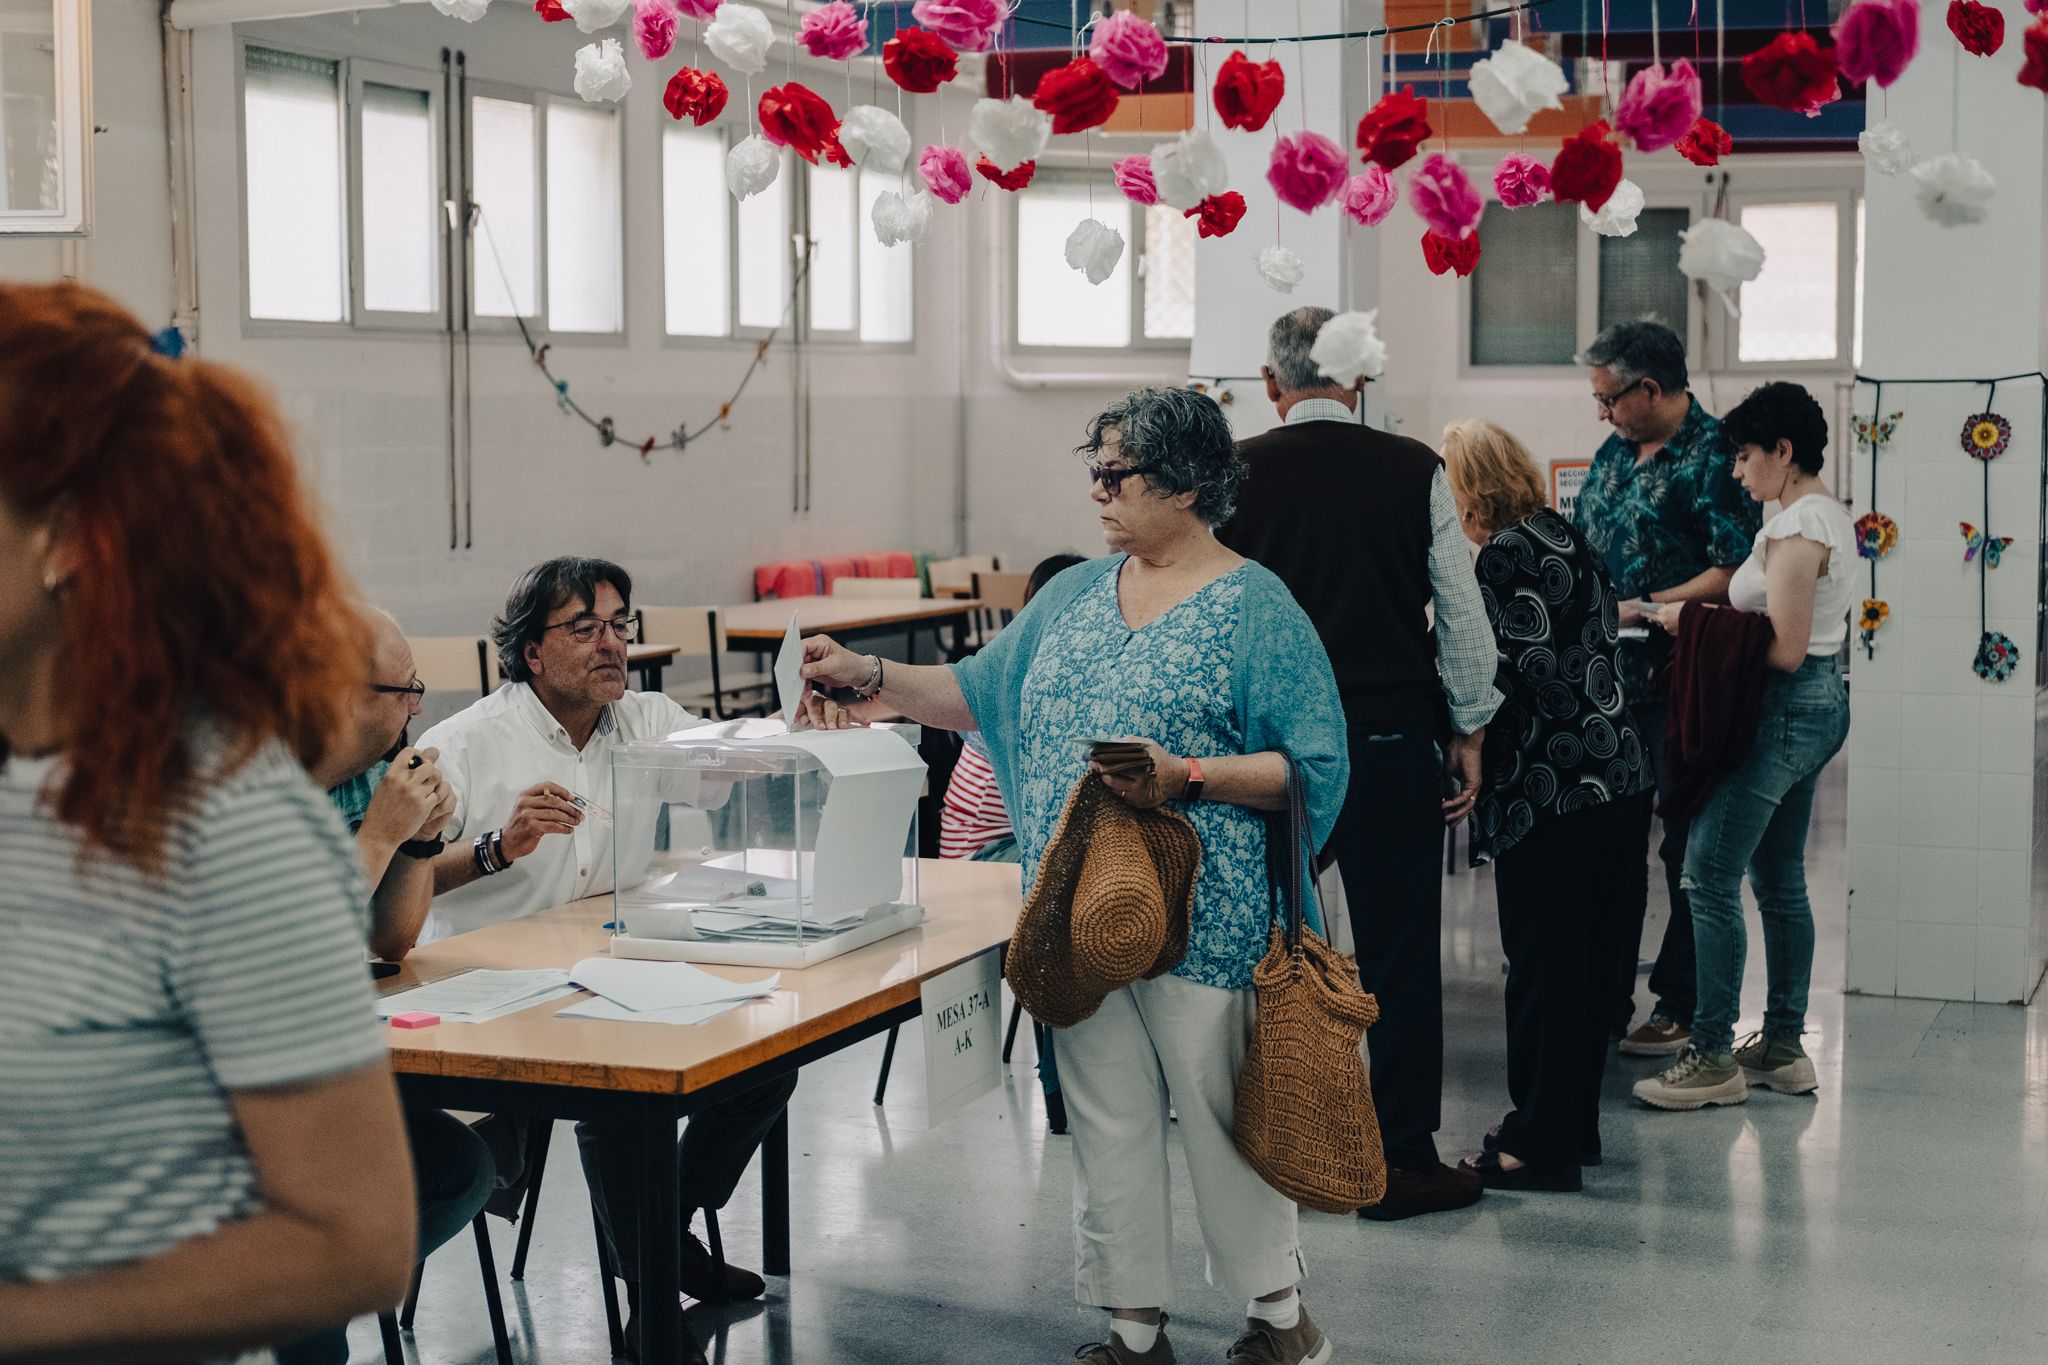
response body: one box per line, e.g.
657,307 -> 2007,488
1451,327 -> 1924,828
1087,462 -> 1159,497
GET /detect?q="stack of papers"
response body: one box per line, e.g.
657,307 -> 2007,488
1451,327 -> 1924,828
559,956 -> 779,1027
378,968 -> 578,1023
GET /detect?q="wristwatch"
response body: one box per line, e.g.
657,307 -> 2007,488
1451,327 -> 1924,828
1182,755 -> 1205,802
397,837 -> 446,859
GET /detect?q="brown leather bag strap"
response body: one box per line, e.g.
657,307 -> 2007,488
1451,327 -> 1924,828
1264,755 -> 1327,952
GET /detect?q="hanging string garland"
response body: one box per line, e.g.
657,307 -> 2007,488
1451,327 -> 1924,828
1852,383 -> 1900,657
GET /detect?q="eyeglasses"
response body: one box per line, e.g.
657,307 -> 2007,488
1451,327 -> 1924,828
369,677 -> 426,701
1593,378 -> 1645,413
543,614 -> 641,645
1087,462 -> 1159,497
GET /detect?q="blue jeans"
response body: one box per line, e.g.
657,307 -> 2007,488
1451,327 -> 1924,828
1683,656 -> 1849,1055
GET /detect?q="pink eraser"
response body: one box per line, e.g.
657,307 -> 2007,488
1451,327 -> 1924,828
390,1011 -> 441,1029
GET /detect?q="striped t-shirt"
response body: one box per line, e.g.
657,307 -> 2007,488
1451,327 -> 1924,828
0,736 -> 386,1282
939,738 -> 1013,859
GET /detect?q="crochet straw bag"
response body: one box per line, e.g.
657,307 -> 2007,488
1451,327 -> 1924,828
1232,758 -> 1386,1214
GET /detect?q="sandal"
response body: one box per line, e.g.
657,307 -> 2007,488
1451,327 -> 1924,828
1459,1148 -> 1584,1192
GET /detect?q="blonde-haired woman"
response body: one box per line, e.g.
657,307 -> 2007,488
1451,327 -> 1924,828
1441,420 -> 1653,1191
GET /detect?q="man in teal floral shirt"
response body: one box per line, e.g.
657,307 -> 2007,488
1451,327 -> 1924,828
1572,320 -> 1759,1061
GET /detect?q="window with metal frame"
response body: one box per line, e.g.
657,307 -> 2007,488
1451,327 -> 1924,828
243,45 -> 348,323
1011,167 -> 1194,352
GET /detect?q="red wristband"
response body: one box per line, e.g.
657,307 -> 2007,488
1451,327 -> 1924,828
1183,756 -> 1205,802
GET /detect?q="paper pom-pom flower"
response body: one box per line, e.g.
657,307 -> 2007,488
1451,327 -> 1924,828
968,96 -> 1051,173
1911,151 -> 1995,225
634,0 -> 677,58
432,0 -> 490,22
1581,179 -> 1645,236
1213,51 -> 1286,131
1742,31 -> 1841,115
1615,59 -> 1702,152
913,0 -> 1003,52
1090,10 -> 1170,90
564,0 -> 628,31
1267,132 -> 1348,213
1114,156 -> 1157,205
1835,0 -> 1920,87
1187,192 -> 1247,238
1859,119 -> 1915,174
1065,219 -> 1126,285
872,189 -> 933,247
885,28 -> 958,92
1341,167 -> 1398,225
1355,86 -> 1431,170
706,3 -> 773,71
1676,117 -> 1734,166
1256,245 -> 1307,293
1492,154 -> 1550,207
1678,218 -> 1766,315
726,134 -> 779,199
536,0 -> 570,21
1422,230 -> 1482,277
2022,16 -> 2048,90
1975,630 -> 2020,681
1948,0 -> 2005,54
919,144 -> 972,203
758,83 -> 839,163
673,0 -> 718,16
1468,39 -> 1569,136
573,39 -> 632,101
1409,154 -> 1483,240
664,66 -> 728,124
1962,412 -> 2012,459
1151,130 -> 1229,210
838,106 -> 911,172
1855,511 -> 1900,558
1551,120 -> 1623,211
1311,310 -> 1388,386
1033,57 -> 1120,134
798,0 -> 866,59
975,156 -> 1036,191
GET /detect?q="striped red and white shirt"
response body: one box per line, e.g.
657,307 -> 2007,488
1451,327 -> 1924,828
939,739 -> 1013,859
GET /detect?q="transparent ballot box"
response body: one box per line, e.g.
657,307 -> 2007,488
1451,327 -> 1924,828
609,724 -> 927,968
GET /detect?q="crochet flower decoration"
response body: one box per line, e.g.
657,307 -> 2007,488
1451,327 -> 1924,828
564,0 -> 628,32
1065,219 -> 1126,285
969,97 -> 1051,173
912,0 -> 1003,53
1151,130 -> 1229,210
2022,16 -> 2048,91
885,28 -> 958,92
1090,11 -> 1170,90
1836,0 -> 1920,87
975,156 -> 1036,191
1948,0 -> 2005,54
758,83 -> 839,163
1033,57 -> 1120,135
1859,119 -> 1916,174
1854,511 -> 1900,558
705,3 -> 773,72
664,66 -> 728,124
1859,599 -> 1891,642
1581,178 -> 1645,237
1492,154 -> 1550,207
1256,245 -> 1307,294
1113,155 -> 1158,205
839,106 -> 912,172
919,144 -> 973,203
1911,152 -> 1995,225
1678,218 -> 1767,314
1310,310 -> 1388,386
1975,630 -> 2020,681
1355,87 -> 1432,170
872,189 -> 934,247
798,0 -> 867,59
1615,59 -> 1702,152
1550,120 -> 1622,211
1267,132 -> 1348,213
1962,412 -> 2012,460
573,39 -> 632,102
432,0 -> 490,22
634,0 -> 677,59
1676,117 -> 1734,166
1408,154 -> 1483,240
1742,31 -> 1841,115
1186,191 -> 1247,238
1341,167 -> 1399,225
1213,51 -> 1286,132
726,134 -> 780,200
1421,230 -> 1481,277
1467,39 -> 1568,136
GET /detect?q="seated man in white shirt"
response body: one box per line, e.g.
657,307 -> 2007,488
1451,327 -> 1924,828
420,557 -> 795,1359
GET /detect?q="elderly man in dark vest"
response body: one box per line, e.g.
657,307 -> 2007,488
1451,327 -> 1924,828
1220,306 -> 1503,1221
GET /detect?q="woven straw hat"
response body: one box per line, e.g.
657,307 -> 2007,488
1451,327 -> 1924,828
1005,776 -> 1201,1028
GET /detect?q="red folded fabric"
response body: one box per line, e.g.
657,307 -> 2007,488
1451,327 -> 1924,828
1659,605 -> 1777,822
755,560 -> 822,600
818,556 -> 861,592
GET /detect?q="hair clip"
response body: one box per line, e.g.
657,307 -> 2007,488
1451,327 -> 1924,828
148,326 -> 186,360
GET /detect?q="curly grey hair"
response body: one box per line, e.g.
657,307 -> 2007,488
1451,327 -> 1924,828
1077,386 -> 1244,527
1577,319 -> 1689,395
1266,306 -> 1339,393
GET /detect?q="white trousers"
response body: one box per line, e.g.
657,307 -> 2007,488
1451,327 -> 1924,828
1058,972 -> 1305,1309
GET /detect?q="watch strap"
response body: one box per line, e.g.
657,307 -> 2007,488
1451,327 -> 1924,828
397,837 -> 446,860
1183,755 -> 1205,802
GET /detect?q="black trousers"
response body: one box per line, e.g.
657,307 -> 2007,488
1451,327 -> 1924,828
1330,727 -> 1445,1172
1614,701 -> 1697,1028
1494,795 -> 1644,1168
575,1071 -> 798,1283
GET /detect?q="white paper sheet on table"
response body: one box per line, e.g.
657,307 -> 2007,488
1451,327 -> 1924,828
377,968 -> 573,1020
555,996 -> 755,1026
569,956 -> 779,1012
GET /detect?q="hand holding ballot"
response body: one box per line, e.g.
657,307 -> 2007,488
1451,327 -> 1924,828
502,781 -> 583,860
795,632 -> 894,730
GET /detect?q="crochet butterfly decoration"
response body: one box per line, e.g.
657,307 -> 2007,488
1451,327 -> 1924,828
1960,522 -> 2013,567
1853,410 -> 1902,449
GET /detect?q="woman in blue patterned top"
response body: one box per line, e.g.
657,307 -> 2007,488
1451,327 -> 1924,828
800,387 -> 1347,1365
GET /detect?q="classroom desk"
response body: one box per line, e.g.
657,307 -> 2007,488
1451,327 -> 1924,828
383,858 -> 1020,1362
719,596 -> 984,661
626,642 -> 677,693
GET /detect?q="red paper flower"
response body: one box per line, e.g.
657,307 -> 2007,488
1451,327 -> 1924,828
1675,116 -> 1734,165
975,156 -> 1036,190
1741,31 -> 1842,116
1550,119 -> 1623,211
824,136 -> 855,168
1186,191 -> 1247,238
1421,230 -> 1482,277
1355,86 -> 1432,170
758,83 -> 840,164
1032,57 -> 1120,134
535,0 -> 569,20
2023,15 -> 2048,89
884,27 -> 959,93
663,67 -> 729,126
1213,50 -> 1286,132
1948,0 -> 2005,54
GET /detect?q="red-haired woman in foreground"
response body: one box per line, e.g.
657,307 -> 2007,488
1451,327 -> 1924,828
0,282 -> 416,1359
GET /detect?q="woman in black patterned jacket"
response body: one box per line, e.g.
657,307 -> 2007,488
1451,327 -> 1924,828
1441,419 -> 1654,1193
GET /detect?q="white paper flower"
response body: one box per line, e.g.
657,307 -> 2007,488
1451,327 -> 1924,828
564,0 -> 630,32
1678,218 -> 1766,316
872,189 -> 934,246
1858,119 -> 1916,176
705,3 -> 774,73
1310,309 -> 1388,386
1255,244 -> 1306,294
1064,218 -> 1125,285
430,0 -> 490,20
1580,178 -> 1644,237
1910,151 -> 1994,226
1467,39 -> 1569,136
1150,130 -> 1228,211
839,106 -> 913,173
967,96 -> 1051,173
573,39 -> 632,102
726,134 -> 780,200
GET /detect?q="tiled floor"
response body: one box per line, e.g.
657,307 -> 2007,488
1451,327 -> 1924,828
355,757 -> 2048,1364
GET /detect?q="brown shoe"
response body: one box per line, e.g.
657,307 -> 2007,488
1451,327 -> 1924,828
1357,1162 -> 1483,1221
1073,1314 -> 1176,1364
1618,1014 -> 1691,1057
678,1228 -> 765,1302
1226,1306 -> 1333,1365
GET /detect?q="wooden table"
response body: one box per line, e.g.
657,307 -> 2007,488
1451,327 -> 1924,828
626,642 -> 677,693
383,858 -> 1020,1362
720,596 -> 984,661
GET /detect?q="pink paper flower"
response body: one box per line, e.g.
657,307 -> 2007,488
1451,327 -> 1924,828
1090,10 -> 1170,90
633,0 -> 677,60
798,0 -> 867,59
1614,58 -> 1702,152
1340,167 -> 1398,225
911,0 -> 1003,53
1113,154 -> 1159,205
919,144 -> 973,204
1492,153 -> 1551,207
1408,153 -> 1483,240
673,0 -> 719,17
1266,131 -> 1348,213
1835,0 -> 1921,87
